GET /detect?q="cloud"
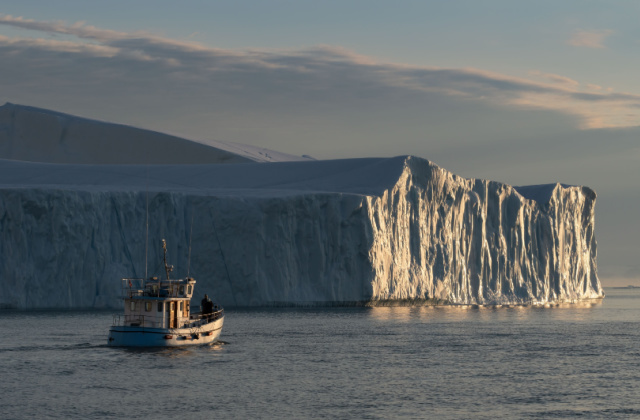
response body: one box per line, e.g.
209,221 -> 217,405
568,29 -> 613,49
529,70 -> 579,87
0,34 -> 119,57
0,15 -> 639,133
0,14 -> 134,42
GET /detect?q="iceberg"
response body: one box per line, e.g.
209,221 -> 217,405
0,102 -> 310,164
0,155 -> 603,309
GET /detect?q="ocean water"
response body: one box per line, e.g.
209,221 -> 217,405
1,288 -> 639,419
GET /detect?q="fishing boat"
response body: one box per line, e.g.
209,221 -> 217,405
107,239 -> 224,347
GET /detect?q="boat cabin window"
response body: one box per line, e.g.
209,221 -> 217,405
179,301 -> 184,311
179,285 -> 185,295
130,301 -> 136,311
145,302 -> 152,312
157,302 -> 163,312
187,285 -> 192,295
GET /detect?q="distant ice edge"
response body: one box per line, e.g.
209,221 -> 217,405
0,156 -> 603,309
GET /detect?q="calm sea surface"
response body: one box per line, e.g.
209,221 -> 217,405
1,288 -> 639,419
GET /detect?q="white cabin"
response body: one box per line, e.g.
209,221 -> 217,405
122,277 -> 198,329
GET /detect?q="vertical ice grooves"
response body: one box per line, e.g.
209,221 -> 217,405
367,157 -> 603,304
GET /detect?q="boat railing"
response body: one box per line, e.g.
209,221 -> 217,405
120,278 -> 145,299
189,308 -> 224,325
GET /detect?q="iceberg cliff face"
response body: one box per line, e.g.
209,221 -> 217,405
366,157 -> 601,304
0,156 -> 602,309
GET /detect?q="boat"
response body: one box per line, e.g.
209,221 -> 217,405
107,239 -> 224,347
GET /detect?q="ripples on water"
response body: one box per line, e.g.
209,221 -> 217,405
1,288 -> 640,419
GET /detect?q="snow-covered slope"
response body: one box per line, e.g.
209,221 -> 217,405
0,103 -> 310,164
0,156 -> 602,309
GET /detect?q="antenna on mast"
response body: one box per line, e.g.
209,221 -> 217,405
162,239 -> 173,281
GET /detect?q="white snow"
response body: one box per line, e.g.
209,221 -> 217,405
0,156 -> 404,196
0,103 -> 311,164
0,156 -> 603,309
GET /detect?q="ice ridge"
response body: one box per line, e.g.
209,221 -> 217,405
0,102 -> 308,164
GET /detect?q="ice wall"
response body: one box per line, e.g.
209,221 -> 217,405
366,157 -> 602,304
0,156 -> 603,309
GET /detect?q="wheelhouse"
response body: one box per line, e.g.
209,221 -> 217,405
120,277 -> 196,329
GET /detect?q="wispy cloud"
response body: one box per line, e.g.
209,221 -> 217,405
529,70 -> 579,87
0,15 -> 638,130
0,14 -> 134,42
0,34 -> 119,57
568,29 -> 613,49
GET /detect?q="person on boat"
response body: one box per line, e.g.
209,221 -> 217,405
202,294 -> 213,315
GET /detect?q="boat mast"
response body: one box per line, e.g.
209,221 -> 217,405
144,164 -> 150,282
187,211 -> 194,279
145,188 -> 149,281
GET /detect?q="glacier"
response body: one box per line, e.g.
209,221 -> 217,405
0,102 -> 311,164
0,155 -> 603,309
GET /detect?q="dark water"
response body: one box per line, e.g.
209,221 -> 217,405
1,288 -> 640,419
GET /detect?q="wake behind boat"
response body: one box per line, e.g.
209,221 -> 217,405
108,239 -> 224,347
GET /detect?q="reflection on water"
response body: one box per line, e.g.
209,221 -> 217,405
367,297 -> 604,323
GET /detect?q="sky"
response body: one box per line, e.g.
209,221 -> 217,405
0,1 -> 638,286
